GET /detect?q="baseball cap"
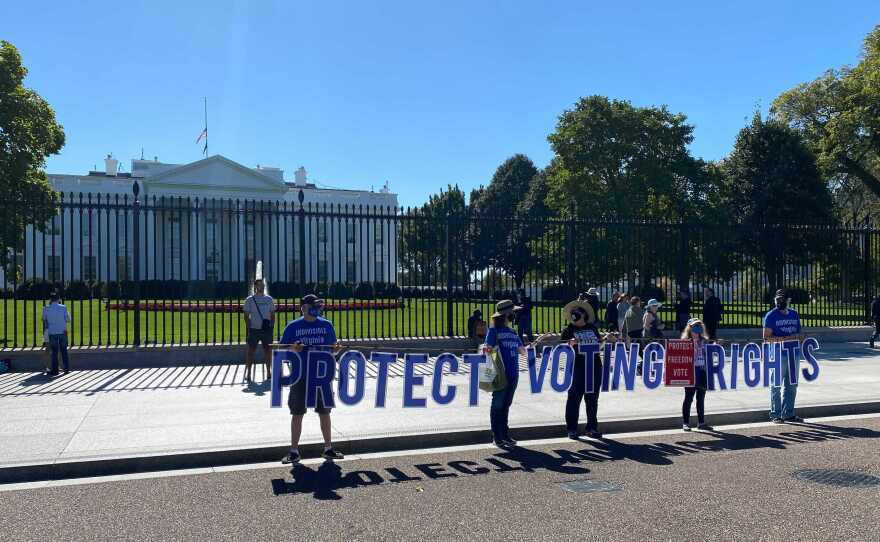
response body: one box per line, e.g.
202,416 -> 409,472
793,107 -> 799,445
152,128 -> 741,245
300,294 -> 323,305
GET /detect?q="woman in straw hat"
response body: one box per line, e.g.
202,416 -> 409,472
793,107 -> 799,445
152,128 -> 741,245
561,298 -> 612,440
484,299 -> 528,449
681,318 -> 712,432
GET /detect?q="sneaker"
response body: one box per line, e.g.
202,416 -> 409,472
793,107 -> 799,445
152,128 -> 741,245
682,423 -> 692,432
46,370 -> 59,377
494,439 -> 513,449
282,450 -> 301,465
586,430 -> 603,439
62,369 -> 69,375
322,447 -> 344,460
697,423 -> 713,431
770,417 -> 784,424
502,438 -> 518,447
782,416 -> 805,423
567,431 -> 579,440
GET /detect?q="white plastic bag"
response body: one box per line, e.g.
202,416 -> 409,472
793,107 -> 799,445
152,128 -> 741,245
477,348 -> 496,384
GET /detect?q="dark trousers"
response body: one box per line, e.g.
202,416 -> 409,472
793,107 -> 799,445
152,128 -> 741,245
704,320 -> 718,340
871,320 -> 880,345
566,359 -> 602,432
518,316 -> 534,342
683,387 -> 706,425
490,375 -> 518,440
48,334 -> 70,373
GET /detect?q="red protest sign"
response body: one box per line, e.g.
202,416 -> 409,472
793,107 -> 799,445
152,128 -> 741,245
665,339 -> 695,387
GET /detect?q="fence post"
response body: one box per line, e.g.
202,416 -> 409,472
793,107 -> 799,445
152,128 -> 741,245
132,181 -> 141,347
565,203 -> 577,299
678,221 -> 690,295
445,210 -> 454,336
865,218 -> 872,322
297,189 -> 306,287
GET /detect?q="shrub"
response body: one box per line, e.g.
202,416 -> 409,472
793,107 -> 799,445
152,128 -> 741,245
386,282 -> 402,299
634,284 -> 666,303
354,282 -> 375,299
328,282 -> 352,299
65,280 -> 92,300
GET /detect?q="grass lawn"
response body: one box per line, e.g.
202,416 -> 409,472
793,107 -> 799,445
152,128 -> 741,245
0,298 -> 868,349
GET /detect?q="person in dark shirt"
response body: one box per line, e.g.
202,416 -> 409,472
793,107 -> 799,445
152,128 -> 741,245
604,292 -> 620,332
701,287 -> 723,340
585,287 -> 600,316
467,309 -> 483,339
674,289 -> 692,332
516,289 -> 534,342
871,295 -> 880,348
562,298 -> 608,440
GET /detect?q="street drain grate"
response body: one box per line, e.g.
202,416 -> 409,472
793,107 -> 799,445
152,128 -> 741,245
792,469 -> 880,488
559,479 -> 622,494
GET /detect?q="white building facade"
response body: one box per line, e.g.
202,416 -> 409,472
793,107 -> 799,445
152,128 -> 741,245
9,155 -> 399,287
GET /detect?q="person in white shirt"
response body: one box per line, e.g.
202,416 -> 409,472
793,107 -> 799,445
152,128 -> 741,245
242,279 -> 275,381
42,291 -> 71,376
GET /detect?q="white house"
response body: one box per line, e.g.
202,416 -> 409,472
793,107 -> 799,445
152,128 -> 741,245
10,154 -> 399,286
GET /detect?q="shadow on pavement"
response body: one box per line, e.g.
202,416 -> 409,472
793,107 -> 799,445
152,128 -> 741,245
270,422 -> 880,500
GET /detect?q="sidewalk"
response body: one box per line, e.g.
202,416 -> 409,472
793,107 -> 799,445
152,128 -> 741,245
2,342 -> 879,482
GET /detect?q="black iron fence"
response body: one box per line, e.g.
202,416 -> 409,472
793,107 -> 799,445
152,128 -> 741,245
1,186 -> 876,349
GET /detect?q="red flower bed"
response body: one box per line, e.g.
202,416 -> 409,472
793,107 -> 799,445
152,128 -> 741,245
105,300 -> 403,312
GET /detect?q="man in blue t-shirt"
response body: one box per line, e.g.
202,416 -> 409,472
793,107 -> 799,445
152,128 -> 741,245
280,294 -> 344,465
763,289 -> 804,424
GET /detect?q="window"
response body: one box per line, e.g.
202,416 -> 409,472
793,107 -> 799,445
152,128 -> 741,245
317,222 -> 327,243
117,255 -> 130,280
47,255 -> 61,281
375,225 -> 383,245
205,217 -> 219,281
288,258 -> 300,282
346,223 -> 355,244
318,258 -> 328,283
346,260 -> 357,282
82,256 -> 96,281
167,217 -> 181,280
375,258 -> 384,282
82,220 -> 91,240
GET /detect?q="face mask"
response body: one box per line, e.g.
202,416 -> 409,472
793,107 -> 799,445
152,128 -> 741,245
307,306 -> 323,318
691,325 -> 704,335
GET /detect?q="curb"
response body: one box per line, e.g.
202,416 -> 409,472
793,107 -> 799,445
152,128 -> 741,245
3,400 -> 879,485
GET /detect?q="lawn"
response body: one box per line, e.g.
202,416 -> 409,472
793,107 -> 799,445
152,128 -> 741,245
0,297 -> 868,349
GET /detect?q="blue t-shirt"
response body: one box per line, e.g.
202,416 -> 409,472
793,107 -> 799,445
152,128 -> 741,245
763,308 -> 801,337
485,325 -> 523,380
281,317 -> 337,353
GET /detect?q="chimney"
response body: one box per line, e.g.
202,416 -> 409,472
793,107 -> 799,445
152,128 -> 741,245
294,166 -> 307,187
104,154 -> 119,176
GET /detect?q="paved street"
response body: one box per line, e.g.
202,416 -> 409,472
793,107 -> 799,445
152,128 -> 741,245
2,414 -> 879,541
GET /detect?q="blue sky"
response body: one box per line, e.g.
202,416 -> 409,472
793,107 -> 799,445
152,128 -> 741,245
3,1 -> 876,207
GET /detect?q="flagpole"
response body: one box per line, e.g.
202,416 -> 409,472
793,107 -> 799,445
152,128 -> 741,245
203,97 -> 208,157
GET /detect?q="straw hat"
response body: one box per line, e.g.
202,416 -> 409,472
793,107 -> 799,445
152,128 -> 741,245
563,299 -> 595,324
491,299 -> 521,318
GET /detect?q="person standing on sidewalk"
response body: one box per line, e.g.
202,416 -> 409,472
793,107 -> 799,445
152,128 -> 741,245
642,299 -> 665,339
281,294 -> 345,464
870,294 -> 880,348
622,296 -> 644,342
484,299 -> 527,449
41,291 -> 71,376
763,289 -> 804,424
681,318 -> 712,432
242,278 -> 275,382
604,292 -> 620,333
516,289 -> 535,343
562,299 -> 606,440
674,289 -> 692,332
702,287 -> 723,340
616,293 -> 631,333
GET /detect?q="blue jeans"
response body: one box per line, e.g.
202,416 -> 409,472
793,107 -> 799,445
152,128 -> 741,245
770,354 -> 797,419
49,334 -> 70,373
490,374 -> 518,441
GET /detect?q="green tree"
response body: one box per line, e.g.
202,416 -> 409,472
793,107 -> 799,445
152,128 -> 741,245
399,185 -> 470,288
0,41 -> 65,274
773,25 -> 880,198
721,114 -> 836,294
469,154 -> 539,287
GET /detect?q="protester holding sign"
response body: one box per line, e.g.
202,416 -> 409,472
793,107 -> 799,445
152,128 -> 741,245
562,299 -> 606,439
242,278 -> 275,382
484,299 -> 527,449
681,318 -> 712,431
763,289 -> 804,424
280,294 -> 345,465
